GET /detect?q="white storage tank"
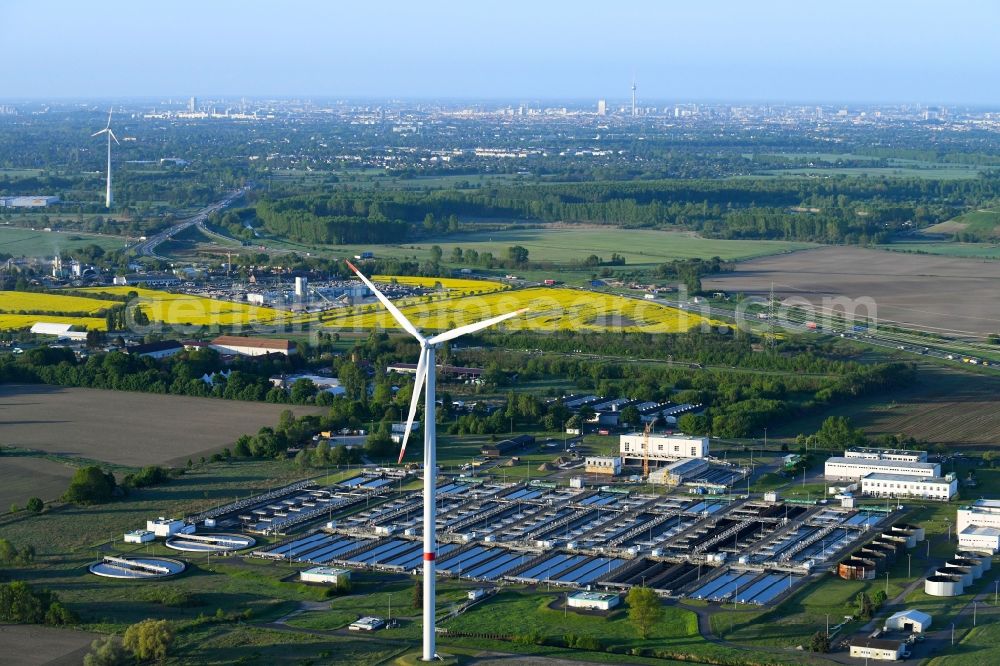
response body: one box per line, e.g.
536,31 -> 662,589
925,575 -> 964,597
958,551 -> 992,571
948,559 -> 983,580
937,566 -> 974,587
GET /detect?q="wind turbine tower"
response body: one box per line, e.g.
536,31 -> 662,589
346,262 -> 525,661
92,108 -> 119,208
631,76 -> 637,117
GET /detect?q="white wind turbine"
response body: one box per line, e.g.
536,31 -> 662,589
347,261 -> 524,661
91,107 -> 119,208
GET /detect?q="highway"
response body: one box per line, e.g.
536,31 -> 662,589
131,188 -> 248,260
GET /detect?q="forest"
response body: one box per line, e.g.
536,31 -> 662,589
248,175 -> 1000,245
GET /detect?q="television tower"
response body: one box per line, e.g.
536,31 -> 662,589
631,76 -> 637,117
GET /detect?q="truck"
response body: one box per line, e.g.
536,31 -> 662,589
805,321 -> 818,330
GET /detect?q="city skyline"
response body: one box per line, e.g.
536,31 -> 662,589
2,0 -> 999,104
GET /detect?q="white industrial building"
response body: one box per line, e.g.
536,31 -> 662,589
123,530 -> 155,544
844,447 -> 927,463
0,195 -> 59,207
584,456 -> 622,476
146,517 -> 188,537
29,322 -> 89,341
958,499 -> 1000,553
860,473 -> 957,501
620,433 -> 709,465
294,276 -> 308,297
824,457 -> 940,481
299,566 -> 351,585
390,421 -> 421,444
126,340 -> 185,359
884,609 -> 932,633
848,638 -> 903,661
270,374 -> 345,396
211,335 -> 297,356
567,591 -> 620,611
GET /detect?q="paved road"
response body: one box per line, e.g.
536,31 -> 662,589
132,188 -> 248,259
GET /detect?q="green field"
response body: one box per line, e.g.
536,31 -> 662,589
923,208 -> 1000,240
877,241 -> 1000,259
0,226 -> 125,257
255,226 -> 813,273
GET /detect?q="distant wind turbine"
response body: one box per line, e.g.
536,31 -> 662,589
346,261 -> 525,661
91,107 -> 119,208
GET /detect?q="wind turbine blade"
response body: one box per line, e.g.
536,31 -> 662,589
427,308 -> 527,345
108,130 -> 120,145
397,347 -> 428,464
345,261 -> 424,341
92,129 -> 107,137
107,107 -> 113,128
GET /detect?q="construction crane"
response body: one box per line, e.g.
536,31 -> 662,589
642,418 -> 656,479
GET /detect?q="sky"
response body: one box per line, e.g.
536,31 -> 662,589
3,0 -> 999,104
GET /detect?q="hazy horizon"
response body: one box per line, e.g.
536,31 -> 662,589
3,0 -> 999,105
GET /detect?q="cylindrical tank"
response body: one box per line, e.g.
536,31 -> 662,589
895,523 -> 925,542
886,527 -> 917,549
839,557 -> 876,580
856,549 -> 889,572
948,559 -> 983,580
937,566 -> 974,587
925,575 -> 963,596
868,540 -> 901,563
957,551 -> 992,571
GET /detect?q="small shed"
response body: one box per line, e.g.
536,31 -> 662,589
885,609 -> 932,633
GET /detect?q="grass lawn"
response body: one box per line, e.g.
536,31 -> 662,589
439,587 -> 796,664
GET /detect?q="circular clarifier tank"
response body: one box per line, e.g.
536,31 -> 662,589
165,533 -> 256,553
89,555 -> 186,580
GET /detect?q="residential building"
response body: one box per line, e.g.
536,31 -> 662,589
211,335 -> 297,356
620,433 -> 709,466
824,457 -> 941,481
860,473 -> 957,501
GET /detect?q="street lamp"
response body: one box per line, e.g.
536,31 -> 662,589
908,553 -> 911,579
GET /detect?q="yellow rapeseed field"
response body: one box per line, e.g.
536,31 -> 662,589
80,287 -> 292,326
372,275 -> 507,296
323,286 -> 716,334
0,291 -> 114,314
0,314 -> 107,331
